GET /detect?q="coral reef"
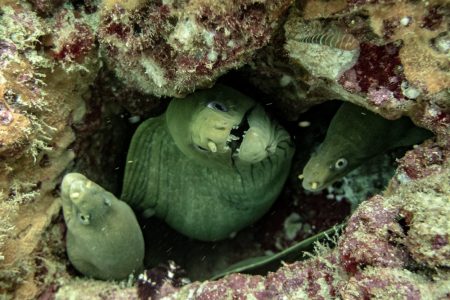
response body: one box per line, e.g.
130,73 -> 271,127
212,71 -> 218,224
339,267 -> 444,299
0,0 -> 449,299
0,1 -> 100,298
49,7 -> 97,65
284,18 -> 360,81
98,0 -> 293,97
248,0 -> 450,125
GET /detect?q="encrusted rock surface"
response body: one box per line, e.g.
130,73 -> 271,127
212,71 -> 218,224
98,0 -> 293,97
247,0 -> 450,126
0,1 -> 100,298
0,0 -> 449,299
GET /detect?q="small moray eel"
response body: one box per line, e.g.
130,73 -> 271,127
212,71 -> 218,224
301,102 -> 432,191
61,173 -> 145,280
122,85 -> 295,241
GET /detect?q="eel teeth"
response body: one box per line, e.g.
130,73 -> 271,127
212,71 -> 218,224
232,148 -> 241,157
207,141 -> 217,152
227,106 -> 254,156
228,134 -> 240,141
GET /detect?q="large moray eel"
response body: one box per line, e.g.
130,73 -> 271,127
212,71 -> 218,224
121,85 -> 294,241
301,102 -> 432,191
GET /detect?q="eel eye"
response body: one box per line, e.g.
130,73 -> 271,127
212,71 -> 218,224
335,158 -> 348,170
194,144 -> 208,152
78,213 -> 90,225
207,101 -> 228,112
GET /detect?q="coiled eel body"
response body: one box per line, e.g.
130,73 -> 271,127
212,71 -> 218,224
122,85 -> 295,241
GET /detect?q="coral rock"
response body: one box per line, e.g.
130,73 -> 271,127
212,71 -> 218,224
340,267 -> 434,299
339,195 -> 409,273
98,0 -> 293,97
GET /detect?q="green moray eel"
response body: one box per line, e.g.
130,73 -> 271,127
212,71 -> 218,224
121,85 -> 294,241
61,173 -> 145,280
301,102 -> 432,191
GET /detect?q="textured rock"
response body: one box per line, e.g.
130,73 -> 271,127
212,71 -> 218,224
0,0 -> 449,299
339,195 -> 409,273
98,0 -> 293,97
0,2 -> 100,298
247,0 -> 450,127
339,267 -> 438,299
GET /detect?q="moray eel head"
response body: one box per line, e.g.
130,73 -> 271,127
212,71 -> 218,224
61,173 -> 113,226
167,85 -> 291,167
301,147 -> 352,191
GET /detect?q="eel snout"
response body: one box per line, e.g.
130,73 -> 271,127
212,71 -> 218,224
61,173 -> 92,205
299,172 -> 326,192
302,179 -> 323,191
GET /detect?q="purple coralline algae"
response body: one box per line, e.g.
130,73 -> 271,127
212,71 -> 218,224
99,0 -> 293,97
0,0 -> 449,299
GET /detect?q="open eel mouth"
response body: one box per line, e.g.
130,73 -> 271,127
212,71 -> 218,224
226,106 -> 254,156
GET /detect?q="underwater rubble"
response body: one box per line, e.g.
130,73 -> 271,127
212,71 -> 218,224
0,0 -> 449,299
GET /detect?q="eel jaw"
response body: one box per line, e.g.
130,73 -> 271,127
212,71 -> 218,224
304,181 -> 321,191
226,106 -> 253,156
302,177 -> 333,192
